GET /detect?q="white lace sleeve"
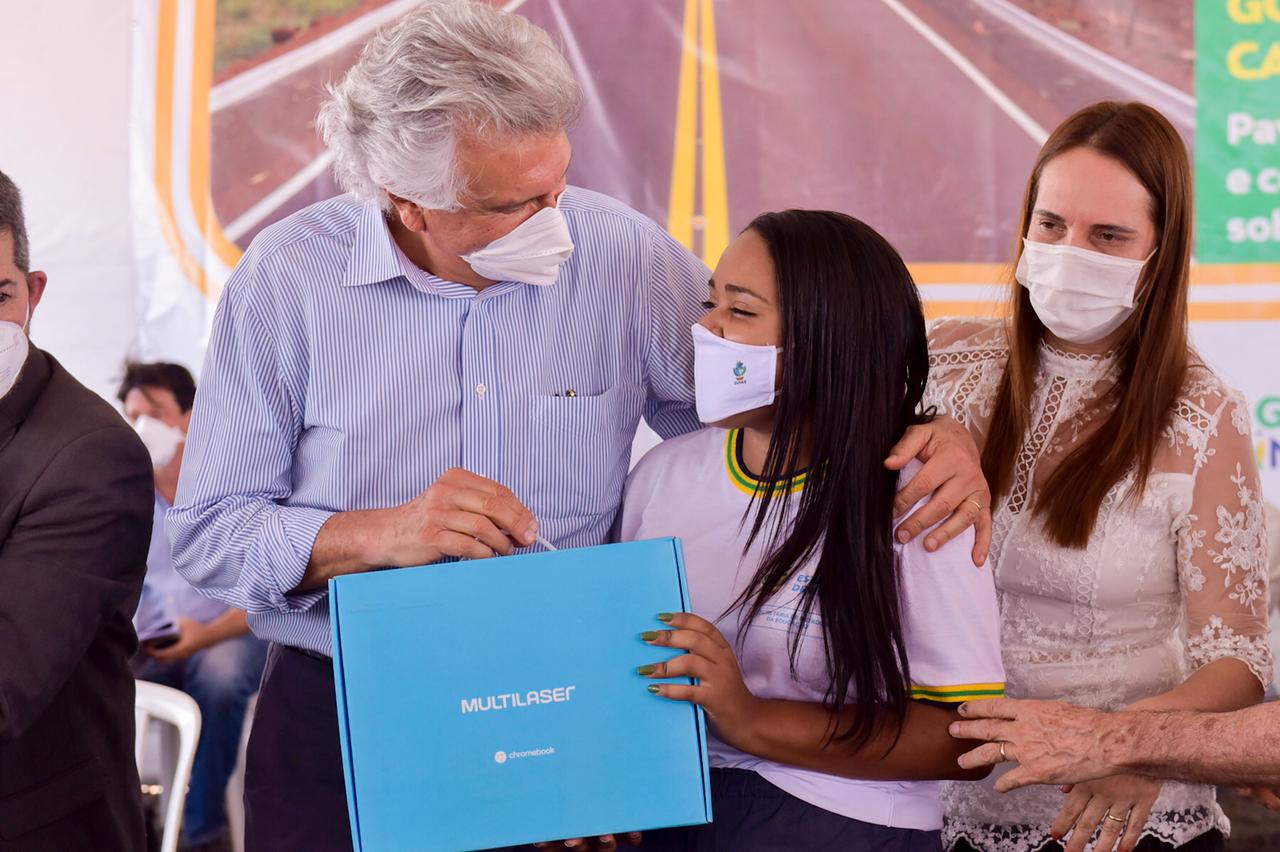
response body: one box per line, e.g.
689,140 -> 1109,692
1176,388 -> 1273,689
924,317 -> 1008,441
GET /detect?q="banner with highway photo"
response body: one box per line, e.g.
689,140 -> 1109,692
130,0 -> 1280,497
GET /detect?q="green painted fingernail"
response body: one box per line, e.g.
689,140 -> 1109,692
640,631 -> 659,642
657,612 -> 674,622
637,664 -> 656,676
647,685 -> 661,694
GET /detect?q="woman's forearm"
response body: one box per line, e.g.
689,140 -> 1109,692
735,698 -> 990,781
1125,657 -> 1263,714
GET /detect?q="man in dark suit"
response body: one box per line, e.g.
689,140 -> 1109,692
0,169 -> 154,850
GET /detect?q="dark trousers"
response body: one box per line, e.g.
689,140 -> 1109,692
641,768 -> 943,852
244,644 -> 352,852
950,828 -> 1225,852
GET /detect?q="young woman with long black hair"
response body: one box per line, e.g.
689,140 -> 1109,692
616,210 -> 1005,851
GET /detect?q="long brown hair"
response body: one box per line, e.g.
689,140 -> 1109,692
982,102 -> 1191,548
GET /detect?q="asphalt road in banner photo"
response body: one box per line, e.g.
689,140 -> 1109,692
209,0 -> 1196,268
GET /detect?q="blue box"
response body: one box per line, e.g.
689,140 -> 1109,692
329,538 -> 713,852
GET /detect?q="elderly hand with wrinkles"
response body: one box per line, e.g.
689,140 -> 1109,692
950,698 -> 1122,789
950,699 -> 1162,852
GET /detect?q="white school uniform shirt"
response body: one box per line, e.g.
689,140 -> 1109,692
616,427 -> 1005,831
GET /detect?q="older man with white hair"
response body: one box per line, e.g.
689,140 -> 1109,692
169,1 -> 990,848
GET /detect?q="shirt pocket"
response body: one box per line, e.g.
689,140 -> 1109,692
525,386 -> 629,521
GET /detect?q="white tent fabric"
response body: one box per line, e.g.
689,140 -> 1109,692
0,1 -> 143,399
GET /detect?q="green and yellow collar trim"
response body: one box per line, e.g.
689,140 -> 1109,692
724,429 -> 807,497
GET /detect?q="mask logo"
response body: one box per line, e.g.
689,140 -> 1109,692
692,323 -> 779,423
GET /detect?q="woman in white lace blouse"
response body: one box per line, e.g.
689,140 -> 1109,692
932,102 -> 1271,852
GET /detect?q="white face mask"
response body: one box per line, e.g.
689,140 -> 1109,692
691,323 -> 780,424
461,204 -> 575,286
134,415 -> 186,468
1016,238 -> 1150,345
0,318 -> 30,401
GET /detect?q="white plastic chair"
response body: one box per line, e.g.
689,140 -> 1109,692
224,692 -> 257,852
135,681 -> 202,852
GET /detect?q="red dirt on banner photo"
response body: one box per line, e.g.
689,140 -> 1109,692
215,0 -> 396,82
1004,0 -> 1194,93
214,0 -> 516,81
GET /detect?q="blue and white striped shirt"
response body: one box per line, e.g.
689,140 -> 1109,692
169,187 -> 707,653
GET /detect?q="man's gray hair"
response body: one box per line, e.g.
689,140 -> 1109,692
0,170 -> 30,273
317,0 -> 582,212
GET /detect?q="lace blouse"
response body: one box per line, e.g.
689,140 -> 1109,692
926,318 -> 1272,850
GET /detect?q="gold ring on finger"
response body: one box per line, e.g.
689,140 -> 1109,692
1105,812 -> 1127,824
963,497 -> 985,513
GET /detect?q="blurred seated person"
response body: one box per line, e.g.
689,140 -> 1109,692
119,361 -> 266,852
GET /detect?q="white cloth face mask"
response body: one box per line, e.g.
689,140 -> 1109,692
134,415 -> 186,468
691,323 -> 780,424
1016,238 -> 1151,345
461,204 -> 575,286
0,318 -> 30,401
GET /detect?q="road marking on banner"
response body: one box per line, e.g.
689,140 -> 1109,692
879,0 -> 1047,146
667,0 -> 730,268
209,0 -> 529,253
668,0 -> 699,250
698,0 -> 729,267
211,0 -> 530,112
971,0 -> 1194,130
224,150 -> 336,241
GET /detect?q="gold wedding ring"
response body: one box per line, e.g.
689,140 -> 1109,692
963,497 -> 985,513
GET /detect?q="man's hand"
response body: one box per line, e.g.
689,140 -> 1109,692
301,468 -> 539,589
147,616 -> 215,663
374,468 -> 538,565
950,698 -> 1124,791
533,833 -> 642,850
885,416 -> 992,566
